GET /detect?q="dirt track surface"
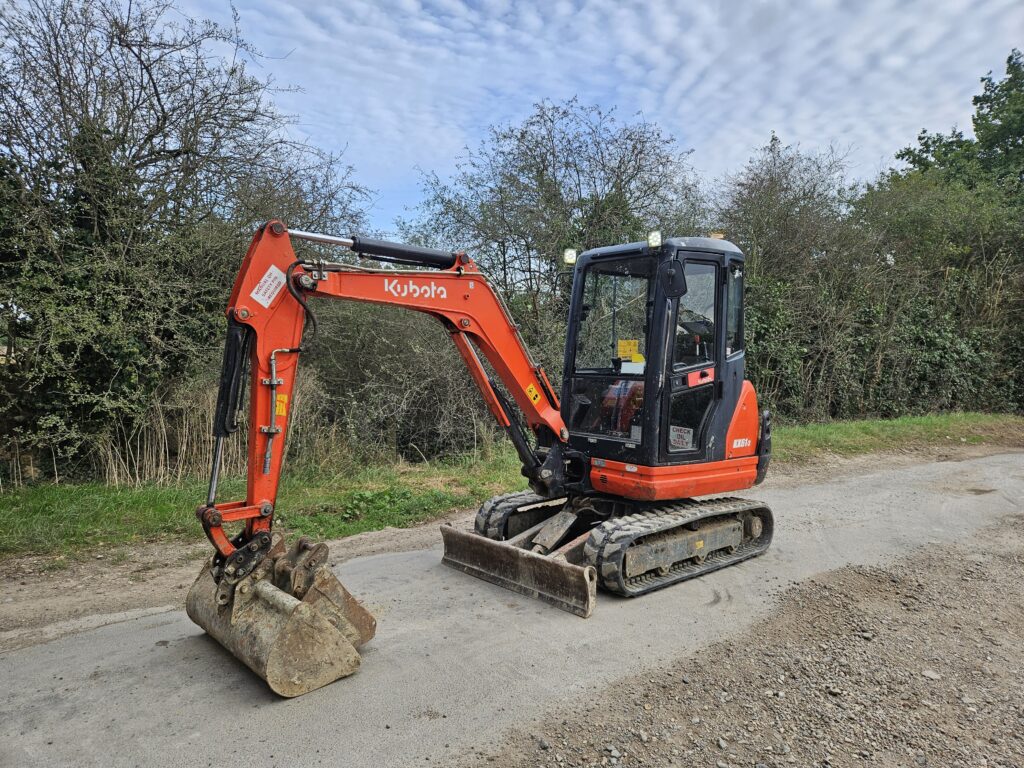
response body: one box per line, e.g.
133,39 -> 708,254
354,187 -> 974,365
0,450 -> 1022,768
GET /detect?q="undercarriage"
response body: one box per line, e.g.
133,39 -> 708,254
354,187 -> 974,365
441,491 -> 774,617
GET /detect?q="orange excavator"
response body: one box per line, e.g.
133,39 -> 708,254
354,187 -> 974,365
186,222 -> 773,696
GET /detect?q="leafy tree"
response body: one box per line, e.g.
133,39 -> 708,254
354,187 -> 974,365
0,0 -> 367,480
404,98 -> 704,372
874,49 -> 1024,410
899,49 -> 1024,198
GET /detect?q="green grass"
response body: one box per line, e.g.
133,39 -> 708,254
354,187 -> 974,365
771,412 -> 1024,463
1,412 -> 1021,558
0,449 -> 526,558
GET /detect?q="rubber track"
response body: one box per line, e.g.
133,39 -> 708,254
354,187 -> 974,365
583,497 -> 774,596
474,491 -> 549,540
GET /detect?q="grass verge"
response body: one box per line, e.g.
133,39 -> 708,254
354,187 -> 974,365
771,411 -> 1024,463
1,412 -> 1021,558
0,448 -> 527,558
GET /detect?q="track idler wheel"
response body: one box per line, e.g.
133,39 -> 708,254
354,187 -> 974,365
186,534 -> 376,697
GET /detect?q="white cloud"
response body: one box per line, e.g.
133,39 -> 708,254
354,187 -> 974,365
181,0 -> 1024,230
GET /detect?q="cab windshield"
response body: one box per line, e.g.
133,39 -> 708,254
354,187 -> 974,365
569,257 -> 654,443
573,257 -> 654,374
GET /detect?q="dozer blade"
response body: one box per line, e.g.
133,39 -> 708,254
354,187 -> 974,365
440,524 -> 597,618
186,534 -> 376,697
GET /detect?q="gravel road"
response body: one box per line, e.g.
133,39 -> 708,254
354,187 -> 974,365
0,451 -> 1021,768
480,520 -> 1024,768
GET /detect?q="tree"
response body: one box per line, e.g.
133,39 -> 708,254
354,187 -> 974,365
406,99 -> 702,291
0,0 -> 368,481
715,136 -> 879,417
899,49 -> 1024,198
885,49 -> 1024,410
404,98 -> 704,373
717,134 -> 856,281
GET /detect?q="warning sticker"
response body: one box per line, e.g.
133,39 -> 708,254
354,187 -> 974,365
526,384 -> 541,404
275,394 -> 288,417
617,339 -> 639,361
250,265 -> 287,309
669,425 -> 694,450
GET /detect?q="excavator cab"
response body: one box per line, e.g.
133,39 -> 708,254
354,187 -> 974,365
560,237 -> 770,496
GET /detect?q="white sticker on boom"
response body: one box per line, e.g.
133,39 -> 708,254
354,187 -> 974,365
250,265 -> 287,308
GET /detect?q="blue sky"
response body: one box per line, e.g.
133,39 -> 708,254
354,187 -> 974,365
179,0 -> 1024,232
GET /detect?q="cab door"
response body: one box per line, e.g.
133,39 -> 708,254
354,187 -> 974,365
661,258 -> 721,461
565,255 -> 656,466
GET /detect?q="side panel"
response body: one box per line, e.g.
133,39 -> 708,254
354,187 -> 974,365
590,456 -> 759,501
724,380 -> 760,459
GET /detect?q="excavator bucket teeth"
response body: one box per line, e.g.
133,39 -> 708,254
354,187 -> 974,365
440,524 -> 597,618
186,534 -> 376,697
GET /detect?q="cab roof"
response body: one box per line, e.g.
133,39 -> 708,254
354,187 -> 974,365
579,236 -> 744,262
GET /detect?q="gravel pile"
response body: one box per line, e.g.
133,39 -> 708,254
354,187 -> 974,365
470,521 -> 1024,768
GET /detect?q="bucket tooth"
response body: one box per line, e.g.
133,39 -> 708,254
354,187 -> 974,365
186,533 -> 375,697
440,524 -> 597,618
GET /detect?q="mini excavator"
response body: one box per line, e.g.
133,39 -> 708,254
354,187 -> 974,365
186,222 -> 773,696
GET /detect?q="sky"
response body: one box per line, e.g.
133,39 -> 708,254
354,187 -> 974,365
179,0 -> 1024,233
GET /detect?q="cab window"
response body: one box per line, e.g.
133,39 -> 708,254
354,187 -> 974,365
726,264 -> 743,356
570,257 -> 653,443
574,258 -> 654,375
673,262 -> 717,368
569,377 -> 646,443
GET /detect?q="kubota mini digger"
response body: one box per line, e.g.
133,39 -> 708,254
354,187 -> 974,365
187,222 -> 773,696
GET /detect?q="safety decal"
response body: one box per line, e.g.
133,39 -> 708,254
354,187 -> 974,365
669,425 -> 695,450
526,384 -> 541,404
617,339 -> 644,362
250,265 -> 287,309
275,393 -> 288,417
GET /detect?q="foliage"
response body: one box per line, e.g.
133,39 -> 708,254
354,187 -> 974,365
404,98 -> 704,366
407,98 -> 704,294
0,0 -> 367,480
717,53 -> 1024,420
899,49 -> 1024,197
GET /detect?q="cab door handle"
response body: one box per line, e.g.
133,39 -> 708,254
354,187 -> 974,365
686,367 -> 716,387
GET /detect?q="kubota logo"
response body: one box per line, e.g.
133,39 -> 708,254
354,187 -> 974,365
383,278 -> 447,299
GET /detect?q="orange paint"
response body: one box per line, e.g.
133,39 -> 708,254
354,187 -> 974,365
724,380 -> 760,459
591,456 -> 759,501
686,366 -> 715,388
